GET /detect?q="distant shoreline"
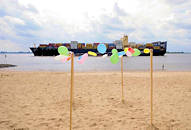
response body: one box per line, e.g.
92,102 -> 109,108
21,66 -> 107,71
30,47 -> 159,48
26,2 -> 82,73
0,64 -> 17,68
166,52 -> 184,54
1,51 -> 191,54
0,52 -> 32,54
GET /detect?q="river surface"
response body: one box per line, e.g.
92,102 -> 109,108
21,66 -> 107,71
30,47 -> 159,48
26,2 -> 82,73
0,53 -> 191,72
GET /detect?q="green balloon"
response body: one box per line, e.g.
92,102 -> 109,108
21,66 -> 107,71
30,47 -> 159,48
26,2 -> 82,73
112,49 -> 118,54
132,49 -> 141,56
58,46 -> 69,56
110,53 -> 119,64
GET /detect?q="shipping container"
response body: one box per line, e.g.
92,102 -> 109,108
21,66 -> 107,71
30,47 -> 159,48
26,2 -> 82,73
77,43 -> 82,49
56,43 -> 63,46
86,43 -> 93,49
39,44 -> 48,46
154,46 -> 160,50
93,43 -> 100,49
67,45 -> 71,49
108,43 -> 116,49
130,44 -> 136,48
48,43 -> 56,46
93,45 -> 97,49
146,43 -> 153,47
135,44 -> 140,48
116,44 -> 122,49
71,41 -> 78,49
39,46 -> 47,48
104,43 -> 109,49
78,43 -> 85,49
81,43 -> 85,49
152,42 -> 160,46
61,43 -> 71,49
123,45 -> 130,48
63,43 -> 70,46
138,45 -> 145,50
39,44 -> 48,47
136,44 -> 143,48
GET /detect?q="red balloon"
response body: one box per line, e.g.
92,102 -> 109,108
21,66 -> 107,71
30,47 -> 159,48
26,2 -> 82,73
128,47 -> 135,54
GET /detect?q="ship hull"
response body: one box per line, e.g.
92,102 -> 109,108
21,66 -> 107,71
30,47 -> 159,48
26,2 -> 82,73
30,48 -> 166,56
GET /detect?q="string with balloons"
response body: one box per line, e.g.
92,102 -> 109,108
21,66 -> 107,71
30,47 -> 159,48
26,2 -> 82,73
55,44 -> 150,64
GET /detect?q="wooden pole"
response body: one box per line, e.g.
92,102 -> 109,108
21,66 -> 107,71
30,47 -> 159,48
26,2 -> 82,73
70,53 -> 74,130
150,49 -> 153,126
121,56 -> 124,103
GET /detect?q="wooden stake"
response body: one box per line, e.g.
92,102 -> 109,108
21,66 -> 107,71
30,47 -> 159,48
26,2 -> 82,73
121,56 -> 124,103
70,53 -> 74,130
150,49 -> 153,126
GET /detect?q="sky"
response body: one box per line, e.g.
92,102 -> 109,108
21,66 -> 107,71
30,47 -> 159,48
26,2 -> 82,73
0,0 -> 191,52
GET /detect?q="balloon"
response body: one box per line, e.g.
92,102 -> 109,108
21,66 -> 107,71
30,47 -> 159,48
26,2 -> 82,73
144,48 -> 150,54
66,56 -> 71,61
102,54 -> 108,58
55,55 -> 65,60
110,53 -> 119,64
97,44 -> 106,54
78,53 -> 88,64
55,55 -> 70,63
58,46 -> 69,56
126,51 -> 132,57
61,56 -> 69,63
124,48 -> 129,53
88,51 -> 97,56
128,47 -> 135,54
78,55 -> 82,60
112,49 -> 118,54
132,49 -> 141,56
118,51 -> 126,57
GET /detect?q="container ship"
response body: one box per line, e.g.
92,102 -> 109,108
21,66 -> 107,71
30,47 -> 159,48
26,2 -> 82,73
30,35 -> 167,56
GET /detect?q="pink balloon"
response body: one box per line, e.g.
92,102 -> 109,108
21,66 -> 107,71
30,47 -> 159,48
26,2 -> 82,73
126,51 -> 132,57
77,53 -> 88,64
61,56 -> 68,63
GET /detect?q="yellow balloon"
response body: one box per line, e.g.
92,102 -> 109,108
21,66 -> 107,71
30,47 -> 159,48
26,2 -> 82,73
124,48 -> 129,53
144,48 -> 150,54
88,51 -> 97,56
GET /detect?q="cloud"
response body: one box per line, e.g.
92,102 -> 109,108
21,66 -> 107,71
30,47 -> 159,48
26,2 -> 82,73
0,0 -> 38,17
165,0 -> 190,5
0,0 -> 41,51
0,0 -> 191,52
4,16 -> 25,25
0,40 -> 22,51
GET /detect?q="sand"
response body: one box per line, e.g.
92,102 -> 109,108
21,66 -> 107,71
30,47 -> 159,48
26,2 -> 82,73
0,71 -> 191,130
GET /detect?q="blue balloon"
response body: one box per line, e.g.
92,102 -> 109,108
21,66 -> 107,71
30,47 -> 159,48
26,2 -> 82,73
97,44 -> 106,54
118,51 -> 125,56
78,56 -> 82,60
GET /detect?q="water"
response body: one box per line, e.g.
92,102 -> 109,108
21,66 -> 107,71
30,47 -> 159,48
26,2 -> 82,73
0,53 -> 191,71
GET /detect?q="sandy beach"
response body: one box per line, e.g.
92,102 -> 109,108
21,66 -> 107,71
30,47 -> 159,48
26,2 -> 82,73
0,71 -> 191,130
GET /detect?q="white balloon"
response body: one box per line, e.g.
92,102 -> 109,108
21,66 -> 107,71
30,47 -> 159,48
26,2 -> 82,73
54,55 -> 66,60
102,54 -> 108,58
126,51 -> 132,57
